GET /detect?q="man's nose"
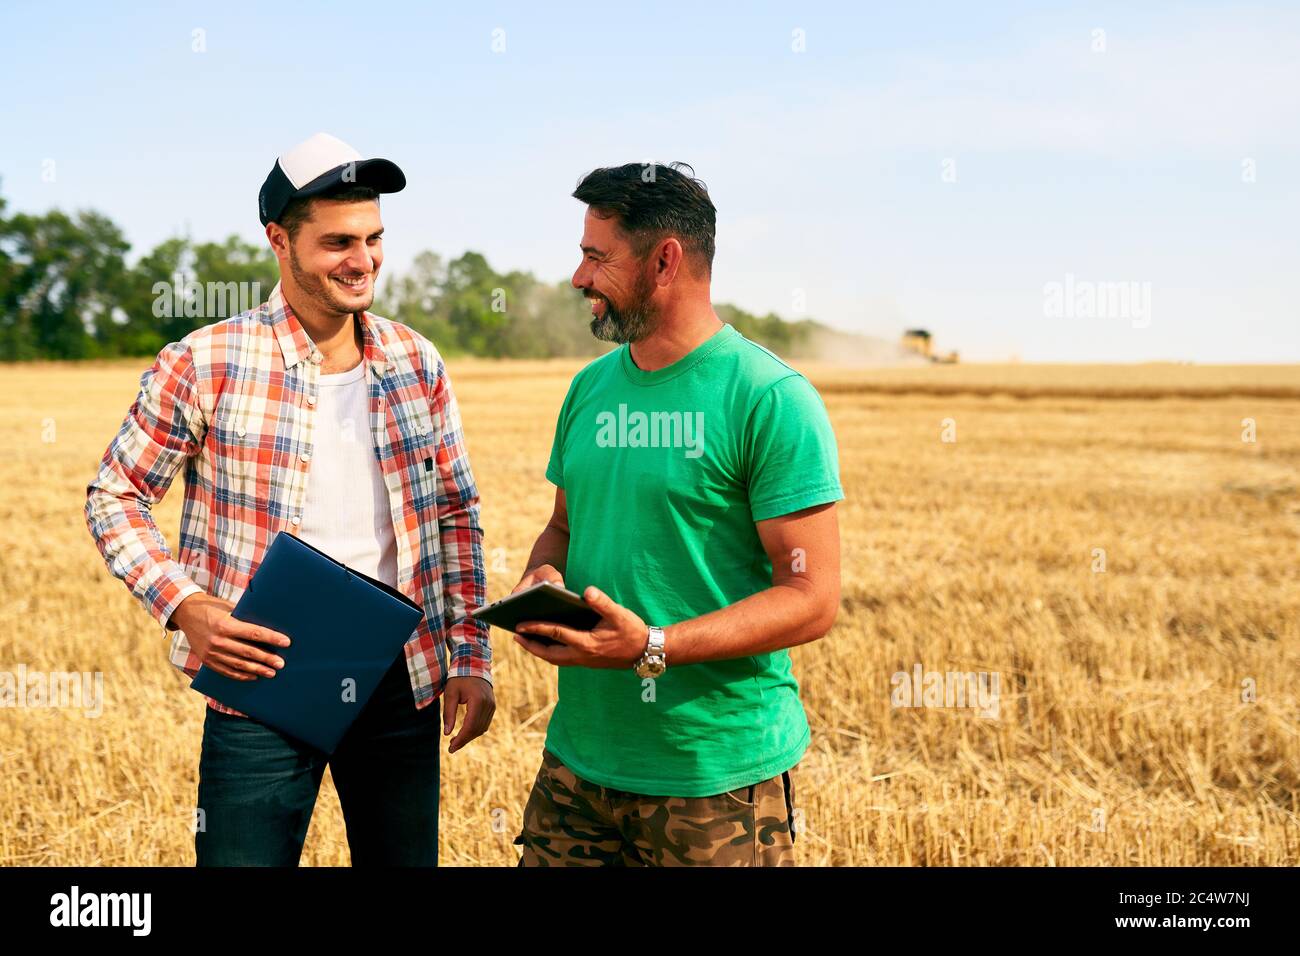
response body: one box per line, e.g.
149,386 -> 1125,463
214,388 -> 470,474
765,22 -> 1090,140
571,263 -> 589,289
346,248 -> 374,274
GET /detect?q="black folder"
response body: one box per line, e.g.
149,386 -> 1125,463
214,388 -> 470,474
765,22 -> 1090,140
191,531 -> 425,753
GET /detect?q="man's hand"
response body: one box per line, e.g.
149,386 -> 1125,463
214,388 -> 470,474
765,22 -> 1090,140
511,563 -> 564,594
515,587 -> 647,669
442,676 -> 496,753
170,592 -> 291,681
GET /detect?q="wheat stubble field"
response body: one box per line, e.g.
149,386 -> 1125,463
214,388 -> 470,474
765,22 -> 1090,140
1,358 -> 1297,866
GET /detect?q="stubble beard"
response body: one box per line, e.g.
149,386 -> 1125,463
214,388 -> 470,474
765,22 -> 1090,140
287,241 -> 375,317
588,269 -> 657,344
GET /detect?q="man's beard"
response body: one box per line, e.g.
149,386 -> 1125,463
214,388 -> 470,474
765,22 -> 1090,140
588,270 -> 657,344
287,242 -> 374,316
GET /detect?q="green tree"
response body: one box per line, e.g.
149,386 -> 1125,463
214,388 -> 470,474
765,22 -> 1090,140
116,234 -> 280,352
0,206 -> 130,360
375,250 -> 461,353
441,251 -> 513,356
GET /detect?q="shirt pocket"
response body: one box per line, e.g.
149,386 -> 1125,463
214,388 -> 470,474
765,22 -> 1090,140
393,408 -> 439,514
209,396 -> 271,504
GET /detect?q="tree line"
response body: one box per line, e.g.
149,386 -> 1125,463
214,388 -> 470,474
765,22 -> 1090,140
0,186 -> 823,361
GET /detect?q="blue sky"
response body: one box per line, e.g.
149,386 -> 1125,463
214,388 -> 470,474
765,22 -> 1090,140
2,1 -> 1297,362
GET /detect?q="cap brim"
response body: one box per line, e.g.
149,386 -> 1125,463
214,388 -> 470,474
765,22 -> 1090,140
296,157 -> 406,199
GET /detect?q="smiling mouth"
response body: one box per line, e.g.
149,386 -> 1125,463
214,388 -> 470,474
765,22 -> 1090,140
332,274 -> 369,292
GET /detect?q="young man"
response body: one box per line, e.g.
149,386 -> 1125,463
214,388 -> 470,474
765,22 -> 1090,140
85,133 -> 494,866
511,162 -> 843,866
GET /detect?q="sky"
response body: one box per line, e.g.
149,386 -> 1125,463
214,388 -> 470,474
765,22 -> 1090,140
1,0 -> 1297,362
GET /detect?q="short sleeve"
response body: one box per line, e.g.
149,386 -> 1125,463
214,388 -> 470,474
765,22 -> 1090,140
744,374 -> 844,522
545,379 -> 577,488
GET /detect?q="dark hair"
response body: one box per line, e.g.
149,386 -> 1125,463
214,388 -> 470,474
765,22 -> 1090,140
278,185 -> 380,240
572,162 -> 716,275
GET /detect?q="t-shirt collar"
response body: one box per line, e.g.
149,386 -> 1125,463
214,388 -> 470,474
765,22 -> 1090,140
621,321 -> 736,386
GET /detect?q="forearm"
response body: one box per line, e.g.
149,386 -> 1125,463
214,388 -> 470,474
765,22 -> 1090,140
438,501 -> 492,682
523,521 -> 569,578
86,476 -> 202,630
86,339 -> 206,630
661,579 -> 837,667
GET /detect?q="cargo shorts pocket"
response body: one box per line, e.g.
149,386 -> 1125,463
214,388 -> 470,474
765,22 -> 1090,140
721,783 -> 757,808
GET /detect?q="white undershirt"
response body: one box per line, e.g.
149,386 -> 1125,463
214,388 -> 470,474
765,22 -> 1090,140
296,359 -> 399,589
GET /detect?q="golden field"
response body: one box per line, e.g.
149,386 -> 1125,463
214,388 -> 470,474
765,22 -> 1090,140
1,357 -> 1297,866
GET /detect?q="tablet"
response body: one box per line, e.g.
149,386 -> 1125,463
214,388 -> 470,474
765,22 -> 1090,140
471,582 -> 602,643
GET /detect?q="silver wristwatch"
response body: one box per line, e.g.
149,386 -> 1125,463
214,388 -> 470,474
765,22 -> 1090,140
634,625 -> 667,678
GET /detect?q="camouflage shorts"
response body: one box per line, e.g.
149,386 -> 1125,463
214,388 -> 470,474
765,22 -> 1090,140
514,749 -> 798,867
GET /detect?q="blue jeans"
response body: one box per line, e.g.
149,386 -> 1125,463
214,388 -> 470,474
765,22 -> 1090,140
194,654 -> 440,866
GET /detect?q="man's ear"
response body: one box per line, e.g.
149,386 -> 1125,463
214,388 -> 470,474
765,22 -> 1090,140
654,237 -> 685,287
265,222 -> 290,260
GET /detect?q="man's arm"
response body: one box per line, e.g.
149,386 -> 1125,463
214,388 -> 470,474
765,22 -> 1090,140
86,339 -> 295,682
651,501 -> 839,664
427,359 -> 492,680
514,501 -> 840,667
512,487 -> 570,592
84,340 -> 207,631
427,357 -> 495,752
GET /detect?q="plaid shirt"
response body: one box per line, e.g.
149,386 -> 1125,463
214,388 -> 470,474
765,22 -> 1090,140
85,281 -> 491,716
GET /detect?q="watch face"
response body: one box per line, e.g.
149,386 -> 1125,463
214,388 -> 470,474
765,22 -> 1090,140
638,657 -> 666,678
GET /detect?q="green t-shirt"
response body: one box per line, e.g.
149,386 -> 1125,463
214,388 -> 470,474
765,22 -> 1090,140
543,321 -> 844,796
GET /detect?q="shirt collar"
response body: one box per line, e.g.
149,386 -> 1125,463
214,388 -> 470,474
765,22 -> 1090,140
266,280 -> 390,378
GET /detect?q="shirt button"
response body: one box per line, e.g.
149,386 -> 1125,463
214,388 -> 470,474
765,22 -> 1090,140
291,515 -> 301,526
310,351 -> 322,364
300,452 -> 311,463
306,394 -> 316,406
236,427 -> 246,437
